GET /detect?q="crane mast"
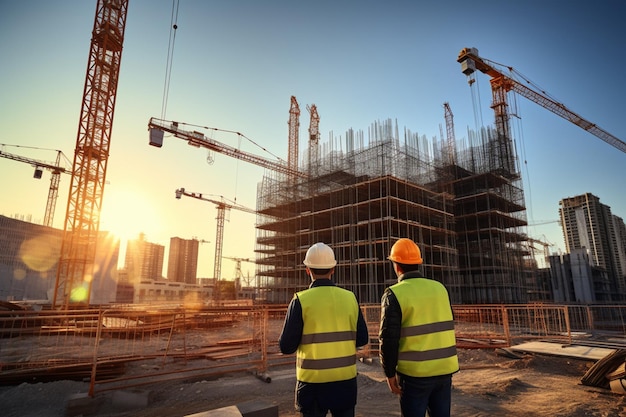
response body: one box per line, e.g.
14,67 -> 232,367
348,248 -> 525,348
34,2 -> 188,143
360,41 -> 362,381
175,188 -> 256,304
44,151 -> 64,228
223,256 -> 255,286
148,118 -> 307,179
443,102 -> 457,165
287,96 -> 300,176
53,0 -> 129,309
306,104 -> 320,175
457,47 -> 626,154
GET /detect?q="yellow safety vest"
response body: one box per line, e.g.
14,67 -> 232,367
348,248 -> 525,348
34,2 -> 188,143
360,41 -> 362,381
390,278 -> 459,377
296,285 -> 359,383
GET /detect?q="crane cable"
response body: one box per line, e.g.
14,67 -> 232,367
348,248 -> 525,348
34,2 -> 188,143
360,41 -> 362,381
233,135 -> 241,205
511,93 -> 536,226
0,143 -> 72,167
177,121 -> 288,164
160,0 -> 180,120
467,67 -> 536,230
468,74 -> 484,146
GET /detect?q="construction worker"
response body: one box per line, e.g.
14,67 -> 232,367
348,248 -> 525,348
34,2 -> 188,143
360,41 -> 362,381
379,238 -> 459,417
279,242 -> 369,417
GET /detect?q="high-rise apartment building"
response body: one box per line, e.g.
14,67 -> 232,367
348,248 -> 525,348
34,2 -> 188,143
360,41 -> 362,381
124,233 -> 164,283
559,193 -> 626,300
612,214 -> 626,294
167,237 -> 199,284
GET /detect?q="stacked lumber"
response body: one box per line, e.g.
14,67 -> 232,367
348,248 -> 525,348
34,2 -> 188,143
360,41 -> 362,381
606,362 -> 626,394
580,349 -> 626,392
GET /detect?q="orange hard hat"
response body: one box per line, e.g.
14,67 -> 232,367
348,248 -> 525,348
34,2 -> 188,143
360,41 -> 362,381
388,238 -> 423,264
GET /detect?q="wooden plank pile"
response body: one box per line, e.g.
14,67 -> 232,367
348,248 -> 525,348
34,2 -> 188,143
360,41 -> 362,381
580,349 -> 626,393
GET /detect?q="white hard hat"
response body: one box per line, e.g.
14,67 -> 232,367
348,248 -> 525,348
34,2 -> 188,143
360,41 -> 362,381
303,242 -> 337,269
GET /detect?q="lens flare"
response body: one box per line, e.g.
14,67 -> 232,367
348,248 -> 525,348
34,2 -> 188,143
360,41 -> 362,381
13,268 -> 27,280
19,234 -> 61,272
70,286 -> 89,303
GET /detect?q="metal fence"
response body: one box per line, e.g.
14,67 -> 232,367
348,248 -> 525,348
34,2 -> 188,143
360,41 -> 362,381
1,303 -> 624,396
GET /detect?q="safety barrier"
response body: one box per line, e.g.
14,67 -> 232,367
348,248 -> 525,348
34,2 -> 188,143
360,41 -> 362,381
1,303 -> 624,396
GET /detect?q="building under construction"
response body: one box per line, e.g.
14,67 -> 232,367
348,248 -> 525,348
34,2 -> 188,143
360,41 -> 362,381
148,47 -> 626,306
254,117 -> 538,305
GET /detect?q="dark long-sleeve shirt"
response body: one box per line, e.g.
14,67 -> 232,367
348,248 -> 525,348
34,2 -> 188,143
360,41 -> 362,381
278,278 -> 369,411
379,271 -> 456,378
379,284 -> 403,378
279,279 -> 369,353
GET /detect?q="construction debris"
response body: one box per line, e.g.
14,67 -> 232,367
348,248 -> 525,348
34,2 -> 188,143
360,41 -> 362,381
581,349 -> 626,392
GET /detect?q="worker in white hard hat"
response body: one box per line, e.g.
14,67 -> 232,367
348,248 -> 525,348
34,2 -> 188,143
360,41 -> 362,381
279,242 -> 369,417
379,238 -> 459,417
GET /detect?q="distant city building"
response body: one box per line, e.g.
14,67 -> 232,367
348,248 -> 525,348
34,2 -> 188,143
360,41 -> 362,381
167,237 -> 199,284
124,233 -> 164,283
0,215 -> 241,305
549,249 -> 612,303
0,215 -> 119,303
559,193 -> 626,301
115,269 -> 134,304
238,284 -> 256,301
611,213 -> 626,294
127,278 -> 212,305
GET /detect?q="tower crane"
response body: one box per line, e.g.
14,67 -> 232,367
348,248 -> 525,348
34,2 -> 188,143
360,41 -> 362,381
457,47 -> 626,154
53,0 -> 129,309
0,145 -> 69,227
174,188 -> 256,303
148,118 -> 308,179
223,256 -> 255,286
525,236 -> 554,267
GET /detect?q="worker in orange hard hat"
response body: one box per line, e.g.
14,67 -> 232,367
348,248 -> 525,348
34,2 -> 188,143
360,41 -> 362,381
387,237 -> 424,264
279,242 -> 369,417
379,238 -> 459,417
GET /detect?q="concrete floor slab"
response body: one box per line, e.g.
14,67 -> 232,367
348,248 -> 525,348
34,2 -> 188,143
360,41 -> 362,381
185,405 -> 242,417
510,341 -> 615,360
184,400 -> 278,417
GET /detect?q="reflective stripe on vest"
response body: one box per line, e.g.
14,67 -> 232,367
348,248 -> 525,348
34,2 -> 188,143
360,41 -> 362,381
300,330 -> 357,345
390,278 -> 459,377
298,354 -> 357,370
296,285 -> 359,383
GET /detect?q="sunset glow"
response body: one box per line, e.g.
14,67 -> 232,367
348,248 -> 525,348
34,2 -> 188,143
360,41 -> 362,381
99,186 -> 161,243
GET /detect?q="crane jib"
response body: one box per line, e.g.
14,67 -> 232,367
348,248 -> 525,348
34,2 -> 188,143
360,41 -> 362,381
148,118 -> 309,178
458,47 -> 625,154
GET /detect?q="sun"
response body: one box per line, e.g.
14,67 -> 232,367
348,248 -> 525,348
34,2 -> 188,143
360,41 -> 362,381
99,186 -> 160,243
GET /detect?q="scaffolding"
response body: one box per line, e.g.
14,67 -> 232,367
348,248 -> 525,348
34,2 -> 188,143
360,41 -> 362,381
252,116 -> 537,304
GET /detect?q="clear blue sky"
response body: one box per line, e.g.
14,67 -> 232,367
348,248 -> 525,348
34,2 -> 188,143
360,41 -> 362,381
1,0 -> 624,277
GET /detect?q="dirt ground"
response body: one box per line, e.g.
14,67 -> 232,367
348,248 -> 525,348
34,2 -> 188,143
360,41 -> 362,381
1,348 -> 625,417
